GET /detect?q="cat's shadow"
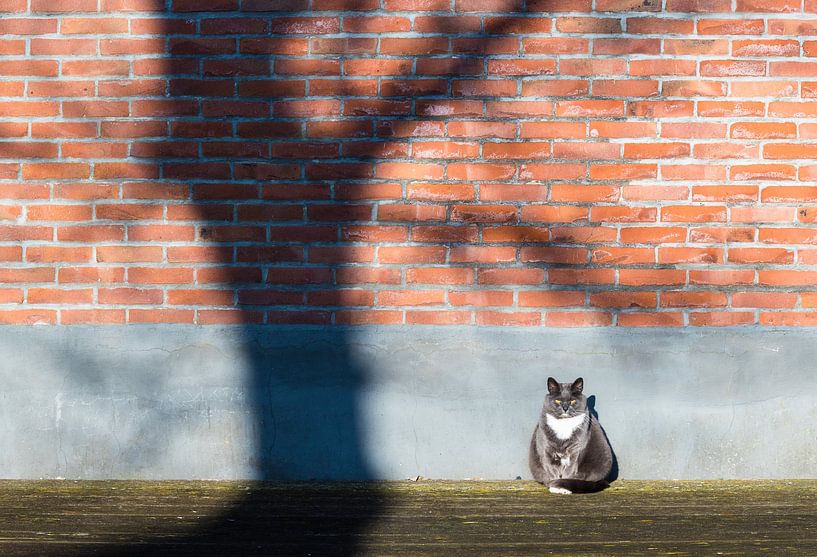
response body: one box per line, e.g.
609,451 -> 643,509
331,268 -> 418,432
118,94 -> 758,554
587,395 -> 620,482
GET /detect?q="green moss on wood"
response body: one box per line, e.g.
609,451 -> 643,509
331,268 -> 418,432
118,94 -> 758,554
0,480 -> 814,556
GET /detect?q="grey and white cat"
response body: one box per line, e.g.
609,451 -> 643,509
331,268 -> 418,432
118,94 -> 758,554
529,377 -> 613,494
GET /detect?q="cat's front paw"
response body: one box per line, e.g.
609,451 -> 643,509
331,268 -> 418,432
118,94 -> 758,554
548,486 -> 572,495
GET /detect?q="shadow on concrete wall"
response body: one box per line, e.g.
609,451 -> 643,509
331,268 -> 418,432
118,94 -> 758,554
587,394 -> 619,482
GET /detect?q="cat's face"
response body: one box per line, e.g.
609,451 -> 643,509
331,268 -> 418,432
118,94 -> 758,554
544,377 -> 586,418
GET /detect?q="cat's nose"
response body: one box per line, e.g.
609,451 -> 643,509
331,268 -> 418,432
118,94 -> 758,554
561,402 -> 570,411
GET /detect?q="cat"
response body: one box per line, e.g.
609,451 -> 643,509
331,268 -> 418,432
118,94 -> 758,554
529,377 -> 613,494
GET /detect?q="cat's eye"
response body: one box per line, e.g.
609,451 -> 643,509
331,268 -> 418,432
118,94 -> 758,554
554,399 -> 561,404
570,400 -> 576,405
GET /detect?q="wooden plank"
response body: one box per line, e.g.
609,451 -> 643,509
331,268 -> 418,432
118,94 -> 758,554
0,481 -> 813,555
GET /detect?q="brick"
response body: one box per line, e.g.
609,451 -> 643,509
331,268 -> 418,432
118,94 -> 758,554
521,206 -> 587,222
456,0 -> 524,10
628,101 -> 694,118
731,207 -> 793,223
731,123 -> 796,139
628,18 -> 694,34
770,102 -> 817,118
591,121 -> 656,139
99,288 -> 163,305
547,311 -> 612,327
0,310 -> 56,325
335,310 -> 402,325
523,80 -> 589,97
483,143 -> 551,160
690,227 -> 755,243
28,288 -> 93,305
0,289 -> 22,303
128,267 -> 194,285
590,292 -> 656,309
58,267 -> 124,284
407,184 -> 475,202
663,81 -> 726,97
690,312 -> 754,326
478,269 -> 545,285
760,312 -> 817,326
551,185 -> 619,203
589,164 -> 657,180
661,206 -> 727,223
520,247 -> 588,264
449,291 -> 513,307
692,186 -> 757,202
522,122 -> 585,139
482,185 -> 549,202
733,40 -> 799,57
623,186 -> 689,201
591,207 -> 657,222
624,143 -> 689,159
619,269 -> 686,286
760,228 -> 817,245
592,247 -> 655,264
97,246 -> 163,263
617,313 -> 683,327
407,268 -> 474,285
406,311 -> 471,325
555,100 -> 624,117
129,309 -> 194,324
520,291 -> 585,307
379,246 -> 446,264
695,142 -> 758,161
662,165 -> 726,181
663,39 -> 728,56
476,311 -> 541,326
630,60 -> 696,77
731,165 -> 796,181
689,270 -> 754,286
0,18 -> 58,34
731,81 -> 797,97
759,271 -> 817,286
0,224 -> 53,242
488,60 -> 558,77
801,293 -> 817,307
198,310 -> 264,325
556,17 -> 620,33
661,291 -> 727,308
0,247 -> 22,262
659,248 -> 724,265
449,247 -> 516,263
0,267 -> 54,283
28,205 -> 92,221
549,269 -> 615,285
27,247 -> 90,263
733,292 -> 796,308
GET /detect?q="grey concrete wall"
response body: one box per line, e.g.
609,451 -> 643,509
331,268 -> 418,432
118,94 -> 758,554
0,325 -> 815,480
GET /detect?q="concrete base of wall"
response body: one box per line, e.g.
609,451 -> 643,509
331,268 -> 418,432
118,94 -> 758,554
2,325 -> 815,480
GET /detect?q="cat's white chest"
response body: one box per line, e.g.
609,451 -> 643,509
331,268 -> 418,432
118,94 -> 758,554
546,413 -> 587,440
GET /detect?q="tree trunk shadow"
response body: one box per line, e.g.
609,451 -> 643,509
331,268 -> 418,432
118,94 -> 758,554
36,0 -> 695,553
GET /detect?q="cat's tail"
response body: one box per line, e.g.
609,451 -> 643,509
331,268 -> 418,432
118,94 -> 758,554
549,478 -> 609,494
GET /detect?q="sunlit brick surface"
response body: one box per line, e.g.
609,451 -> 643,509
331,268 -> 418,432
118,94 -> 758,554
2,0 -> 817,325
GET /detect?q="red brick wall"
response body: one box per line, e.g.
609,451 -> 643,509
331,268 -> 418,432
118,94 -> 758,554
2,0 -> 817,326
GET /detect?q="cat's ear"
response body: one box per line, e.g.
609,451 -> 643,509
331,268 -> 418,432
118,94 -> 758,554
547,377 -> 559,395
571,377 -> 584,394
